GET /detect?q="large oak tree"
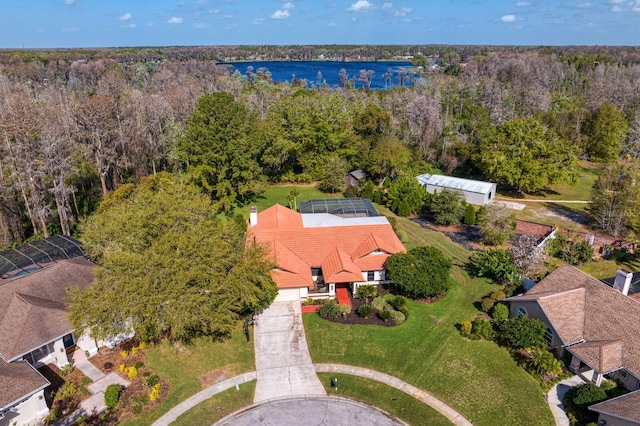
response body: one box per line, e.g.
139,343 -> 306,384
68,172 -> 277,342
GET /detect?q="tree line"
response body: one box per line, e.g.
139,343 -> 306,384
2,46 -> 640,246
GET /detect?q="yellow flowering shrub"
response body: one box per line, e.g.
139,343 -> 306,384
119,364 -> 126,372
149,383 -> 161,402
138,341 -> 148,350
120,350 -> 129,358
126,366 -> 138,379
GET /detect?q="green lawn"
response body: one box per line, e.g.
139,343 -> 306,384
172,381 -> 256,426
305,214 -> 554,426
317,373 -> 452,426
120,323 -> 256,426
236,184 -> 340,218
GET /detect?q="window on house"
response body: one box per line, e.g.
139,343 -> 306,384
379,270 -> 386,281
367,271 -> 375,281
516,306 -> 528,317
311,267 -> 322,277
543,327 -> 553,345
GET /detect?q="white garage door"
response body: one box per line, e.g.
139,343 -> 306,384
274,288 -> 300,302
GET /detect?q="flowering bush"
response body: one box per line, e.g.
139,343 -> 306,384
126,366 -> 138,379
149,383 -> 161,402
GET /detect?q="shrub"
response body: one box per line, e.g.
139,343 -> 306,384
149,383 -> 161,402
134,361 -> 144,369
318,300 -> 340,320
357,305 -> 373,318
569,383 -> 607,409
490,290 -> 506,301
481,297 -> 495,312
355,284 -> 378,302
104,384 -> 123,409
130,347 -> 139,356
396,229 -> 409,243
472,318 -> 494,340
338,304 -> 351,317
121,350 -> 129,358
386,246 -> 452,299
491,303 -> 510,321
119,364 -> 126,372
397,201 -> 412,217
126,366 -> 138,379
388,295 -> 408,311
497,315 -> 547,349
138,341 -> 148,350
144,375 -> 160,388
460,320 -> 473,336
46,405 -> 60,422
55,381 -> 78,399
390,309 -> 406,324
378,308 -> 393,321
463,204 -> 477,225
371,296 -> 389,311
59,362 -> 74,376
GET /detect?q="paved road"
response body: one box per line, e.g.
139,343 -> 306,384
215,396 -> 407,426
253,301 -> 326,402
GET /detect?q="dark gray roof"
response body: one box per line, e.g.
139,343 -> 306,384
0,360 -> 49,411
299,198 -> 379,218
347,169 -> 367,180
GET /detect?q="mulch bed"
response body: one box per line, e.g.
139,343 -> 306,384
319,287 -> 398,327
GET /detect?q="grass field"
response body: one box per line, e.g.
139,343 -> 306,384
121,323 -> 256,426
305,215 -> 554,426
236,183 -> 338,218
172,381 -> 256,426
317,373 -> 452,426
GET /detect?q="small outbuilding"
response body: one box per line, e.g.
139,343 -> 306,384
416,174 -> 497,206
344,169 -> 367,188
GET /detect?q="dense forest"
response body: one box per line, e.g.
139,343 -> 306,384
1,44 -> 640,247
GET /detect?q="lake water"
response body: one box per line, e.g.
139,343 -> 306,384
223,61 -> 416,89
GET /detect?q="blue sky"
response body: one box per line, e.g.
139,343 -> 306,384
1,1 -> 639,48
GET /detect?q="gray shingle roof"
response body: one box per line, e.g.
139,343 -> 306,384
590,390 -> 640,423
0,360 -> 49,411
0,257 -> 95,361
508,264 -> 640,377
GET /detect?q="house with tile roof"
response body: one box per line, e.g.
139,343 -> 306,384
506,264 -> 640,424
0,256 -> 97,426
247,203 -> 406,302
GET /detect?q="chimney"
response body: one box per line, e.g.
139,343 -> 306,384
249,206 -> 258,227
613,269 -> 633,296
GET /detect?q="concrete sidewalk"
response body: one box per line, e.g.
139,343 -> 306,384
547,375 -> 585,426
315,364 -> 473,426
253,301 -> 326,402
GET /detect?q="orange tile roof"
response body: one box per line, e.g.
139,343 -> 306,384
247,204 -> 405,289
321,247 -> 365,283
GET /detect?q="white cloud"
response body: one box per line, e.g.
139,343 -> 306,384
347,1 -> 373,12
515,1 -> 530,6
393,7 -> 412,17
167,17 -> 184,24
608,0 -> 624,3
283,2 -> 295,9
271,10 -> 290,19
124,23 -> 136,28
61,27 -> 79,32
64,0 -> 77,5
223,14 -> 233,19
382,2 -> 393,9
633,1 -> 640,12
577,3 -> 592,9
611,5 -> 622,11
194,23 -> 209,28
328,22 -> 337,26
119,12 -> 132,21
252,18 -> 265,24
501,14 -> 516,22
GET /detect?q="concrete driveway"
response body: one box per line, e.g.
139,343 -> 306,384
253,301 -> 326,402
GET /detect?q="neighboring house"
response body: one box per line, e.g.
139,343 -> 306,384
344,169 -> 367,188
589,390 -> 640,426
0,236 -> 97,426
506,265 -> 640,425
415,173 -> 497,206
247,200 -> 406,302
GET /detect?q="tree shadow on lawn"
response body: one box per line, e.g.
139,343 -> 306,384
543,202 -> 591,225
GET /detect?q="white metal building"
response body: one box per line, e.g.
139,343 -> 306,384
416,174 -> 497,206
